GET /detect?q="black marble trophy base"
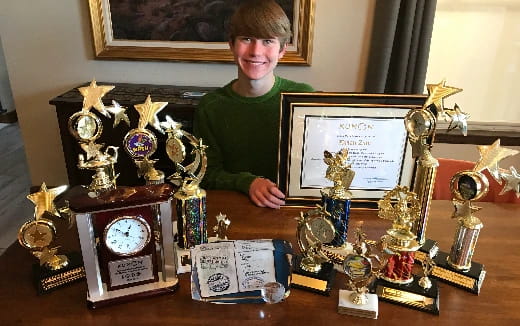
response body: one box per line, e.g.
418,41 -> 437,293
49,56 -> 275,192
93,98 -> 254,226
33,251 -> 85,294
291,255 -> 336,296
369,277 -> 440,315
429,251 -> 486,294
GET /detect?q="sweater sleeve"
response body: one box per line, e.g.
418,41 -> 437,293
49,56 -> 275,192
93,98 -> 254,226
193,99 -> 257,194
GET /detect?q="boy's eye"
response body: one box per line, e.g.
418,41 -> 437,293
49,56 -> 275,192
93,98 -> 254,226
240,37 -> 252,42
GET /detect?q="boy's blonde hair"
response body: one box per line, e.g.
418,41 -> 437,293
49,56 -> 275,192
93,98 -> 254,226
228,0 -> 292,49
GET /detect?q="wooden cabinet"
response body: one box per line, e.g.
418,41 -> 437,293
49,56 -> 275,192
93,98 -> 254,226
50,82 -> 216,187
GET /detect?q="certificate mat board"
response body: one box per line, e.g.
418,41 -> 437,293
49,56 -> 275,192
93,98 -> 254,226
278,92 -> 428,207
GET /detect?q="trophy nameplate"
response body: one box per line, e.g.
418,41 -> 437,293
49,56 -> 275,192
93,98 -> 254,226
67,184 -> 179,308
19,183 -> 85,294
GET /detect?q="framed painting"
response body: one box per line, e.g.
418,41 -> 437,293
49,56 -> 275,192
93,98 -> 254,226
277,92 -> 429,207
88,0 -> 315,64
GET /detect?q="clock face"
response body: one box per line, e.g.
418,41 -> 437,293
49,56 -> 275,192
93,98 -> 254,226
18,219 -> 56,249
68,112 -> 103,141
309,217 -> 335,243
103,215 -> 151,256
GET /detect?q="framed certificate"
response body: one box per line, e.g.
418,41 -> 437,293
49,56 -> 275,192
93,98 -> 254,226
277,92 -> 428,207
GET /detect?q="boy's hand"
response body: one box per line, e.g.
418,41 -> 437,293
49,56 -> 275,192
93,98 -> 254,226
249,178 -> 285,209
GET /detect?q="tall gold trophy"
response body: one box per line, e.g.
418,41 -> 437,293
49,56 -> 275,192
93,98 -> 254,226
370,186 -> 440,314
320,149 -> 355,249
405,79 -> 466,260
18,183 -> 85,294
161,115 -> 208,249
428,139 -> 519,294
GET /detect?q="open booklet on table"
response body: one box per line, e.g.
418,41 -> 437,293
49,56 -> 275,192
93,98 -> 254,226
191,239 -> 293,303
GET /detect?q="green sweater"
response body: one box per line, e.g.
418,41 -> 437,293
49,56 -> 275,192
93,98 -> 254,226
193,76 -> 314,194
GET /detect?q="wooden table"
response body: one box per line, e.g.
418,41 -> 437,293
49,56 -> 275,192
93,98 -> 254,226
1,190 -> 519,325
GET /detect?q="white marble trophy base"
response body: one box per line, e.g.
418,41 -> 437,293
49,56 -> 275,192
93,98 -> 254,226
338,289 -> 378,319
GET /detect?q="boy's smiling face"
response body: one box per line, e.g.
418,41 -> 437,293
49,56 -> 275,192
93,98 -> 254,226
230,36 -> 287,82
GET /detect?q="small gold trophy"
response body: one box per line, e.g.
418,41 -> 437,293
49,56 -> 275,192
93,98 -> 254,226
18,183 -> 85,294
430,139 -> 519,294
338,225 -> 381,319
161,115 -> 208,249
371,185 -> 440,314
68,79 -> 122,193
212,213 -> 231,241
292,205 -> 336,295
320,149 -> 355,249
123,95 -> 167,185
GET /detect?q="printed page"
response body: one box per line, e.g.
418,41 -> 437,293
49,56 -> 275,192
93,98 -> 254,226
234,240 -> 276,292
193,242 -> 238,297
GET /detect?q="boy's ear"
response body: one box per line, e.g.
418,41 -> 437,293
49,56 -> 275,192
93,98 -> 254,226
278,43 -> 288,58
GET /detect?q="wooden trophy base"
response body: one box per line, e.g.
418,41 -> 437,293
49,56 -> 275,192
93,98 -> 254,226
370,276 -> 440,314
33,251 -> 85,294
430,251 -> 486,294
291,255 -> 336,295
338,289 -> 378,319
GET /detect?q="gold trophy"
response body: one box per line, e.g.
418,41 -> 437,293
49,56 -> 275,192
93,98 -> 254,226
123,95 -> 167,185
161,115 -> 208,249
338,225 -> 382,319
292,205 -> 337,295
370,185 -> 440,314
405,79 -> 467,260
18,183 -> 85,294
68,79 -> 122,193
212,213 -> 231,241
429,139 -> 519,294
320,149 -> 355,249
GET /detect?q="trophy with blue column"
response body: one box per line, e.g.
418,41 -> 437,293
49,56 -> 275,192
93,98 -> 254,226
320,149 -> 355,248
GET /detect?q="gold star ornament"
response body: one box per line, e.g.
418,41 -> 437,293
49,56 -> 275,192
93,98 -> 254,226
78,79 -> 114,117
473,139 -> 520,183
423,79 -> 462,117
134,95 -> 168,132
27,183 -> 68,220
499,166 -> 520,198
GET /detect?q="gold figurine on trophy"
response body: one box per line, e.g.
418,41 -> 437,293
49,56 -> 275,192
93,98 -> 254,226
68,79 -> 123,193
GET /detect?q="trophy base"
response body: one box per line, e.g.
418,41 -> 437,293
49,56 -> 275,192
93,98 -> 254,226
338,290 -> 378,319
33,251 -> 85,294
291,255 -> 336,295
369,276 -> 440,314
415,239 -> 439,262
174,242 -> 192,274
428,251 -> 486,294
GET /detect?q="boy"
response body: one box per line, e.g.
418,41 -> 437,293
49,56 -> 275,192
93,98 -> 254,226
193,0 -> 314,209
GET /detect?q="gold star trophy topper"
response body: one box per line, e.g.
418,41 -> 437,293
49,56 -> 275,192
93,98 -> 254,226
78,79 -> 114,117
499,166 -> 520,198
423,79 -> 462,118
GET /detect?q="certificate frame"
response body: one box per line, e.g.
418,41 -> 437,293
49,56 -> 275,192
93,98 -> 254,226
277,92 -> 429,208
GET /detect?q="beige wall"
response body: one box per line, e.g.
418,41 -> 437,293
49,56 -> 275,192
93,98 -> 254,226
0,0 -> 375,186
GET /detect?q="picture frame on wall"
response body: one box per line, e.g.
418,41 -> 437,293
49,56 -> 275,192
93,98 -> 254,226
277,92 -> 428,207
87,0 -> 315,64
